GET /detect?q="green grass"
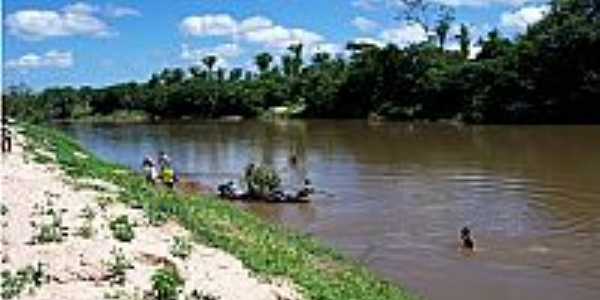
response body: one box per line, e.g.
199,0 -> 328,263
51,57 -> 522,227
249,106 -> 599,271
20,123 -> 420,300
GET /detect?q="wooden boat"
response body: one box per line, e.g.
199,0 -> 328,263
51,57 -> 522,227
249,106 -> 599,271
217,183 -> 311,203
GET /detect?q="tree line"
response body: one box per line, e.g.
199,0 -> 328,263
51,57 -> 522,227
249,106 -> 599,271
3,0 -> 599,124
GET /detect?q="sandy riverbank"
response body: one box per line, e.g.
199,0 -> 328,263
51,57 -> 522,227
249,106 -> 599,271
0,131 -> 301,300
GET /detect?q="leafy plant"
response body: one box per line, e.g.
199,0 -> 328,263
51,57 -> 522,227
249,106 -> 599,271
243,164 -> 281,198
35,224 -> 63,243
106,248 -> 133,286
145,209 -> 168,227
109,215 -> 135,242
34,211 -> 65,244
151,267 -> 184,300
170,236 -> 192,260
0,264 -> 46,299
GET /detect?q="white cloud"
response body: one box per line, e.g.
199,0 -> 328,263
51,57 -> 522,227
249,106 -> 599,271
106,5 -> 141,18
353,37 -> 386,47
380,23 -> 428,47
352,0 -> 382,10
4,2 -> 126,40
239,16 -> 274,34
180,14 -> 325,49
181,43 -> 243,68
434,0 -> 529,6
244,26 -> 324,48
6,50 -> 74,69
445,41 -> 481,59
357,0 -> 532,9
63,2 -> 98,14
180,14 -> 238,37
308,43 -> 344,56
501,5 -> 550,32
352,16 -> 380,33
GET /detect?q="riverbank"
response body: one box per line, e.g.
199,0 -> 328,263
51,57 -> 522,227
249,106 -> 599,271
0,127 -> 301,299
1,123 -> 419,300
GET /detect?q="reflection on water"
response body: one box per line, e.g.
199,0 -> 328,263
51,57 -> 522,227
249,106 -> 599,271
61,120 -> 600,300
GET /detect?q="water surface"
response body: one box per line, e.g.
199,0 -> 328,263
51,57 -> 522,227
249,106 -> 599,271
62,120 -> 600,300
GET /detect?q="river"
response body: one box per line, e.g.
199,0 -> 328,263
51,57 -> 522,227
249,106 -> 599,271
61,120 -> 600,300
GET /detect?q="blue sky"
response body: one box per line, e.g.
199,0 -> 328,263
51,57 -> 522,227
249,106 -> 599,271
3,0 -> 550,90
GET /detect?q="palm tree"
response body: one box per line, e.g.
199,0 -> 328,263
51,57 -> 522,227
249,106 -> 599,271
282,55 -> 293,77
312,52 -> 331,66
435,9 -> 454,50
255,52 -> 273,74
202,55 -> 218,79
456,23 -> 471,59
287,43 -> 304,76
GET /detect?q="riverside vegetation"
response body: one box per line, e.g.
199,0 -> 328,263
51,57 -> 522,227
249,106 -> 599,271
4,0 -> 599,124
18,123 -> 419,300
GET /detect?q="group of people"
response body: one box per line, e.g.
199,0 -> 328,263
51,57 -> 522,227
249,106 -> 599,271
142,151 -> 177,188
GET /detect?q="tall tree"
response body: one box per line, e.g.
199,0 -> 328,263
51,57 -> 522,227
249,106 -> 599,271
202,56 -> 218,77
287,43 -> 304,76
255,52 -> 273,74
457,23 -> 471,59
435,8 -> 455,49
397,0 -> 453,38
282,55 -> 293,77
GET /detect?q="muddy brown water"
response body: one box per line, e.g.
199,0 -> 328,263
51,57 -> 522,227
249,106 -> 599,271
61,120 -> 600,300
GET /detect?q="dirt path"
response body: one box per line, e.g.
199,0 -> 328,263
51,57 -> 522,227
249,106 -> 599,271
0,132 -> 301,300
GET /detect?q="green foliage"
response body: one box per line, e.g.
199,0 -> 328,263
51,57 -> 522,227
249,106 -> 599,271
33,209 -> 65,244
151,267 -> 184,300
243,164 -> 282,198
145,207 -> 169,227
5,1 -> 600,124
170,236 -> 193,260
106,248 -> 133,286
109,215 -> 135,242
35,224 -> 63,243
1,2 -> 576,125
1,264 -> 46,299
106,248 -> 133,285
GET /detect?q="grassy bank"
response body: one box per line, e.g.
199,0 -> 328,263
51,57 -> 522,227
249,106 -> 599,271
20,123 -> 420,300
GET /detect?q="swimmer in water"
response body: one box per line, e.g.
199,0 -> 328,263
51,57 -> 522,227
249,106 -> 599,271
460,226 -> 475,251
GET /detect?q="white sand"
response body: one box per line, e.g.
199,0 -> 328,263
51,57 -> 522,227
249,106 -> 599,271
0,132 -> 302,300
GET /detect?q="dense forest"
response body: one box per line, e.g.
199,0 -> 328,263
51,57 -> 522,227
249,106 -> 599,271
3,0 -> 600,124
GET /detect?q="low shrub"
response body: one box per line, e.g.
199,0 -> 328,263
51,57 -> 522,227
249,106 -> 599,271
109,215 -> 135,242
106,248 -> 133,286
0,263 -> 47,299
170,236 -> 192,260
151,266 -> 184,300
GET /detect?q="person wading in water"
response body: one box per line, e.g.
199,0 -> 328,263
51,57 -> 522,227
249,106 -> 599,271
460,226 -> 475,251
